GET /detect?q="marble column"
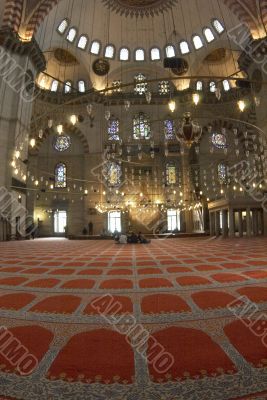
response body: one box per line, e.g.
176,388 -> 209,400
252,210 -> 259,236
246,208 -> 251,237
222,209 -> 228,238
238,211 -> 243,238
209,212 -> 214,236
215,211 -> 220,237
228,208 -> 235,238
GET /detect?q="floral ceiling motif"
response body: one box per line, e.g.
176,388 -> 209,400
101,0 -> 179,17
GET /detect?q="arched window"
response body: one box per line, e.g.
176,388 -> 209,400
90,41 -> 101,55
104,44 -> 115,59
165,45 -> 176,58
212,131 -> 227,149
210,81 -> 216,92
55,163 -> 67,188
103,161 -> 122,187
212,19 -> 225,34
166,163 -> 177,185
218,163 -> 227,184
108,117 -> 120,141
180,40 -> 190,54
150,47 -> 161,61
192,35 -> 204,50
77,35 -> 88,50
64,81 -> 72,93
78,80 -> 86,92
133,112 -> 151,140
196,81 -> 203,91
223,79 -> 230,91
159,80 -> 170,95
66,27 -> 77,43
119,47 -> 130,61
57,19 -> 69,34
203,27 -> 215,43
135,48 -> 145,61
51,80 -> 59,92
134,73 -> 147,95
164,119 -> 175,140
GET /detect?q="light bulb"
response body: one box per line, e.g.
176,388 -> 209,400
30,138 -> 36,148
70,115 -> 77,125
192,93 -> 200,106
168,99 -> 176,113
238,100 -> 246,112
57,124 -> 63,134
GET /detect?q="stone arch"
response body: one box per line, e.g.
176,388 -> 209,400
222,0 -> 267,39
33,123 -> 89,154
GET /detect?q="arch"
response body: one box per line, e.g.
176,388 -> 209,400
33,124 -> 89,154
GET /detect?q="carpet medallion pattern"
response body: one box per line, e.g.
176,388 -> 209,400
0,237 -> 266,399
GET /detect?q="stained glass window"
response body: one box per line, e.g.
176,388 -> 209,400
218,163 -> 227,184
212,132 -> 227,149
108,117 -> 120,141
112,80 -> 122,93
53,135 -> 71,152
133,112 -> 151,140
166,163 -> 177,185
159,81 -> 170,95
103,162 -> 122,187
55,163 -> 67,188
134,73 -> 147,95
164,119 -> 175,140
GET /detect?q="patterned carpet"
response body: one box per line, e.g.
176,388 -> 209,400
0,237 -> 266,400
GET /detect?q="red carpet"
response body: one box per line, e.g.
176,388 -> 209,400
0,237 -> 266,399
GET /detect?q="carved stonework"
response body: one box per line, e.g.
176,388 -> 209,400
101,0 -> 179,17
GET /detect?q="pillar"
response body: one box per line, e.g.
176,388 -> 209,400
228,208 -> 235,238
252,210 -> 259,236
222,209 -> 228,238
209,212 -> 215,236
238,211 -> 243,238
215,211 -> 220,237
246,207 -> 251,237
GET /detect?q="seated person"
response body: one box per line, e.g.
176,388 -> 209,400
119,233 -> 128,244
137,232 -> 151,244
127,232 -> 138,244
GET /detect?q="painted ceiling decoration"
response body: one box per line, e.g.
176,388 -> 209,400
2,0 -> 267,40
100,0 -> 179,17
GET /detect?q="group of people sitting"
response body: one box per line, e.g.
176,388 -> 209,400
113,231 -> 150,244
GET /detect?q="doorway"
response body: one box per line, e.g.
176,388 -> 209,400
54,210 -> 67,235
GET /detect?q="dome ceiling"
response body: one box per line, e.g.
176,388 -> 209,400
101,0 -> 179,17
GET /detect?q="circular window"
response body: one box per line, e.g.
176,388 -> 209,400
53,135 -> 71,152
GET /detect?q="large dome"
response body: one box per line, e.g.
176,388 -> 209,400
101,0 -> 179,17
